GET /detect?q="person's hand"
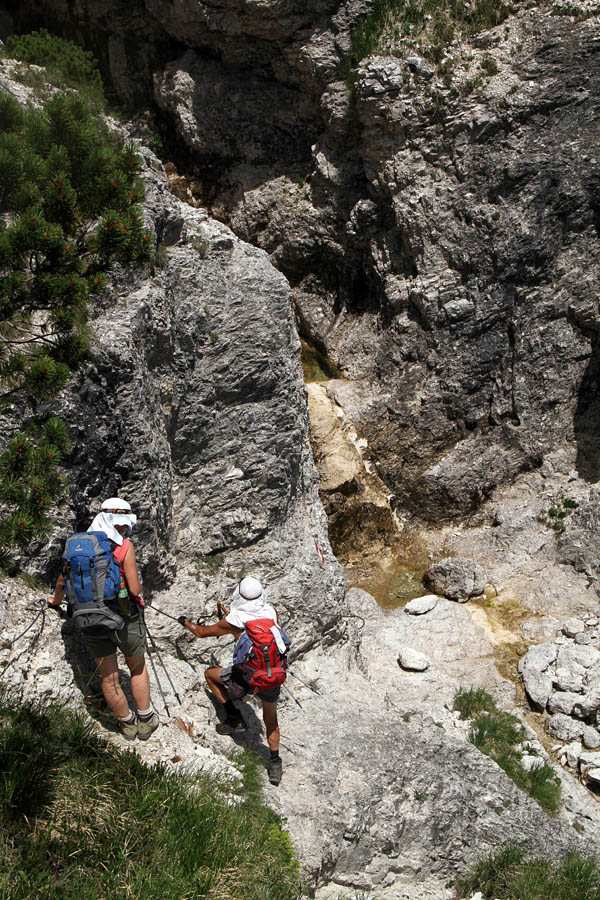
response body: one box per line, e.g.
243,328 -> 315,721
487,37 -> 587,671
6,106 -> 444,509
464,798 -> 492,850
135,595 -> 145,608
47,596 -> 61,608
178,615 -> 188,626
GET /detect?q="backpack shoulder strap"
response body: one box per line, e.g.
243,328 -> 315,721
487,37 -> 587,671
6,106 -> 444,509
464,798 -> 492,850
112,539 -> 130,565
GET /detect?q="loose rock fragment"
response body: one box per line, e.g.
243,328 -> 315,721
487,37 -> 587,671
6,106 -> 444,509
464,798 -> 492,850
398,648 -> 429,671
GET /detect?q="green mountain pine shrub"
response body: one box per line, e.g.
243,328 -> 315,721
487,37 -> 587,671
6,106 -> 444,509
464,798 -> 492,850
2,29 -> 105,109
0,417 -> 71,548
0,37 -> 154,551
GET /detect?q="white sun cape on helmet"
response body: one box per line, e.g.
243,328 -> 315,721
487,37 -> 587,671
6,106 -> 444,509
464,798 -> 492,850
88,497 -> 137,545
226,576 -> 287,653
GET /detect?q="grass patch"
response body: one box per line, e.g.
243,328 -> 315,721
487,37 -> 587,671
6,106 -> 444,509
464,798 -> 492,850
454,685 -> 498,719
453,687 -> 561,812
543,494 -> 578,535
346,0 -> 513,77
195,553 -> 224,574
481,53 -> 499,75
457,842 -> 600,899
0,691 -> 301,900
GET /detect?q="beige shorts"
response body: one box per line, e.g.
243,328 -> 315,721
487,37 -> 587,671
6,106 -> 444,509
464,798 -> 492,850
83,614 -> 146,660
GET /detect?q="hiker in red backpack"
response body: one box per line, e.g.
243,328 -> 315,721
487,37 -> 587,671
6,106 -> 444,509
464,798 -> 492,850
179,575 -> 289,786
48,498 -> 159,742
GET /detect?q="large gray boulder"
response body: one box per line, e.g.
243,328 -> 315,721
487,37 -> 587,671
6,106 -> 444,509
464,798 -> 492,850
424,557 -> 487,601
0,134 -> 346,643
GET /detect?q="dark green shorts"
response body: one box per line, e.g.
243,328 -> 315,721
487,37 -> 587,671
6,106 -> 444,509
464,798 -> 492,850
83,614 -> 146,660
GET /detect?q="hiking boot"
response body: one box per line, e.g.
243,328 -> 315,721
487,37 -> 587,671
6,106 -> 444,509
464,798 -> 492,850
215,714 -> 245,735
119,717 -> 138,741
267,757 -> 282,786
137,711 -> 159,741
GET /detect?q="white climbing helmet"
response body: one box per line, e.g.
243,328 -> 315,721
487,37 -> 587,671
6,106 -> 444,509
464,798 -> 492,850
101,497 -> 137,533
237,575 -> 264,601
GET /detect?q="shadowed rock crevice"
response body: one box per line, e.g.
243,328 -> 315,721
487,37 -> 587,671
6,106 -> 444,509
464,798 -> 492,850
574,340 -> 600,483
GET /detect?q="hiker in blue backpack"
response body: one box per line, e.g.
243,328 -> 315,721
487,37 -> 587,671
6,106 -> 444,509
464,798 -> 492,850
179,575 -> 290,786
48,498 -> 159,742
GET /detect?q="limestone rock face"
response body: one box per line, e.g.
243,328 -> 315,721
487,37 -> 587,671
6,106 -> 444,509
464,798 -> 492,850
3,7 -> 600,896
7,0 -> 358,105
154,50 -> 318,169
0,136 -> 345,645
11,0 -> 600,531
519,617 -> 600,786
559,489 -> 600,584
4,580 -> 600,900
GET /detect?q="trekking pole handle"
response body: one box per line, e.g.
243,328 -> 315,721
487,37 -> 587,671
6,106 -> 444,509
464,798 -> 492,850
216,601 -> 228,620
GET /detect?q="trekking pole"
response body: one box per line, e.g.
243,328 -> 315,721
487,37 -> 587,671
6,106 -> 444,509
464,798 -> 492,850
149,605 -> 213,626
142,612 -> 170,716
143,613 -> 182,706
287,667 -> 321,695
148,604 -> 181,623
282,682 -> 303,709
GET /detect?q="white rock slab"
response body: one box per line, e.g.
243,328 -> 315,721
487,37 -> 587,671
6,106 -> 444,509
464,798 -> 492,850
553,667 -> 584,693
547,690 -> 582,716
521,754 -> 546,773
580,750 -> 600,769
583,727 -> 600,750
558,645 -> 600,670
518,642 -> 558,709
564,741 -> 583,769
546,713 -> 585,742
398,648 -> 430,671
404,595 -> 439,615
573,688 -> 600,718
563,617 -> 585,637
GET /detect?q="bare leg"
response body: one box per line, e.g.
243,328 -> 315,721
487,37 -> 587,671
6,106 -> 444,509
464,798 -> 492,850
261,701 -> 280,753
205,666 -> 228,704
96,655 -> 131,719
125,654 -> 150,711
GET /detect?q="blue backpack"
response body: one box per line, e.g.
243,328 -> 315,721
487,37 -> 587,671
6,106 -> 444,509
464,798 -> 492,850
62,531 -> 125,633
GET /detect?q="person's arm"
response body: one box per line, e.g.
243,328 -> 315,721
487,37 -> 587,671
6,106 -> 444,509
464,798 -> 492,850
122,542 -> 142,598
183,618 -> 242,639
48,572 -> 65,607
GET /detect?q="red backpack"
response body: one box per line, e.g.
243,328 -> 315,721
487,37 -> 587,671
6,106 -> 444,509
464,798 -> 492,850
234,618 -> 290,692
